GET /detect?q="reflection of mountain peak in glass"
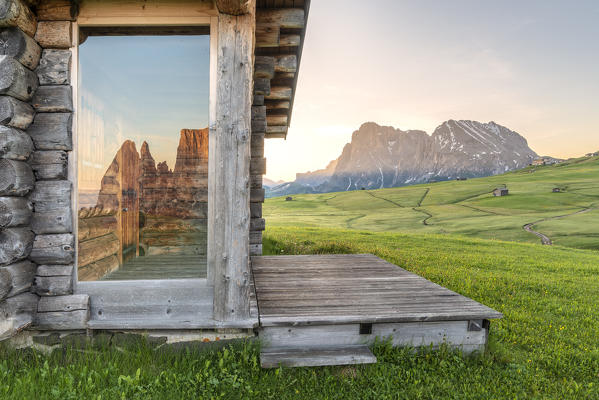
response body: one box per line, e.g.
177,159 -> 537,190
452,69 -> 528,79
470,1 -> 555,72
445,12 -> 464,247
96,128 -> 209,219
77,129 -> 209,280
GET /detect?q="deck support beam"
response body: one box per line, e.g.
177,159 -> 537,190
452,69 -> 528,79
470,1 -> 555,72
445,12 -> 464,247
209,3 -> 255,322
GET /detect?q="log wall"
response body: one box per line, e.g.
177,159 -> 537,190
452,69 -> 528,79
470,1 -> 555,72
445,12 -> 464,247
0,0 -> 88,341
28,0 -> 88,332
0,0 -> 40,341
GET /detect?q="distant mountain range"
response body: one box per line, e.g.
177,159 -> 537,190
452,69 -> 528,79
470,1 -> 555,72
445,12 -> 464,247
267,120 -> 540,197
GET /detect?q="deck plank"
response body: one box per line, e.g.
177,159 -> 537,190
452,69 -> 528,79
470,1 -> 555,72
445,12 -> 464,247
251,254 -> 502,326
260,345 -> 377,368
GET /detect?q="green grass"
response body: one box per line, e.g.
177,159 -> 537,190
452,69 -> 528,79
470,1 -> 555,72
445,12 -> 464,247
265,155 -> 599,250
2,228 -> 598,399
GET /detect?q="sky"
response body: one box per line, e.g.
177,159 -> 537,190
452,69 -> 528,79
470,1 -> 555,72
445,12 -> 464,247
78,35 -> 209,192
264,0 -> 599,182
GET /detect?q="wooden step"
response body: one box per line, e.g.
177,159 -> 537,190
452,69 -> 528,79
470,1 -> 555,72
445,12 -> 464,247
260,345 -> 377,368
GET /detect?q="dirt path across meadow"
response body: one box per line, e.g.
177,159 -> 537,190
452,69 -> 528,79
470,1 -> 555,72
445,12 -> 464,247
523,206 -> 597,245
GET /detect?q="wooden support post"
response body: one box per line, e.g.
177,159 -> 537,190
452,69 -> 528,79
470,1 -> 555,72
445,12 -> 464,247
210,2 -> 255,322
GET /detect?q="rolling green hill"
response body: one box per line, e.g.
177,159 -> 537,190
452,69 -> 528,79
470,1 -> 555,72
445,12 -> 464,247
264,155 -> 599,250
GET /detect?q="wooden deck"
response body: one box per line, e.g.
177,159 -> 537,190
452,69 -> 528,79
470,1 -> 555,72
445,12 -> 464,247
252,254 -> 502,326
252,254 -> 502,366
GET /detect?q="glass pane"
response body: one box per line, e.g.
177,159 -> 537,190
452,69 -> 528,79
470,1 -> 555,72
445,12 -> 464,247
77,33 -> 210,281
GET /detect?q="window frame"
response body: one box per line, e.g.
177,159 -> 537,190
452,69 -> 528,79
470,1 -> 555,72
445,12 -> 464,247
71,16 -> 218,311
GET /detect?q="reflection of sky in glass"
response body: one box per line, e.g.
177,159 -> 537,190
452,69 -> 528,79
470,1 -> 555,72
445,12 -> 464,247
78,35 -> 209,194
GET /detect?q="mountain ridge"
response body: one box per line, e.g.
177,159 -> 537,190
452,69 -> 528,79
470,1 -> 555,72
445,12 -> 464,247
267,120 -> 539,197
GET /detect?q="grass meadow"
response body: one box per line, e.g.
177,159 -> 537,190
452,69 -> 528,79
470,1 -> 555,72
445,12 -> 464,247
2,229 -> 598,399
265,155 -> 599,250
1,156 -> 598,399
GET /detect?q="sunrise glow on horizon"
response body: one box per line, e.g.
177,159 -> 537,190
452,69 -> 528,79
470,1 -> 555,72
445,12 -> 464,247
265,0 -> 599,182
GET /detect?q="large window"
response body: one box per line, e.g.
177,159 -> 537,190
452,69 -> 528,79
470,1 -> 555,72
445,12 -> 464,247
77,28 -> 210,281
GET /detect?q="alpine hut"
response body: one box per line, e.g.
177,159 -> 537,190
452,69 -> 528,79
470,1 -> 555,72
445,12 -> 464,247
0,0 -> 501,367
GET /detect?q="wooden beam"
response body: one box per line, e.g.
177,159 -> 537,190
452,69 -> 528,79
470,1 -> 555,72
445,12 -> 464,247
265,125 -> 288,138
0,55 -> 38,101
250,157 -> 266,175
31,85 -> 73,112
29,150 -> 68,180
255,23 -> 278,47
210,4 -> 255,322
256,9 -> 304,29
0,0 -> 37,37
250,188 -> 265,203
215,0 -> 254,15
265,86 -> 292,100
34,21 -> 72,48
0,260 -> 36,300
27,112 -> 72,150
35,294 -> 89,330
0,196 -> 32,228
254,56 -> 274,79
250,218 -> 265,231
252,94 -> 264,106
0,125 -> 33,160
36,49 -> 71,85
274,55 -> 296,73
251,105 -> 266,133
280,33 -> 300,47
266,114 -> 288,126
33,264 -> 74,296
0,27 -> 41,69
36,0 -> 77,21
0,227 -> 34,266
29,233 -> 75,265
0,292 -> 36,340
0,159 -> 34,196
29,180 -> 72,234
253,77 -> 270,96
265,100 -> 290,110
0,95 -> 34,129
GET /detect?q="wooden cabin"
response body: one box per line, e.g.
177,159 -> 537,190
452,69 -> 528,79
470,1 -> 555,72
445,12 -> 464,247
493,188 -> 509,197
0,0 -> 501,367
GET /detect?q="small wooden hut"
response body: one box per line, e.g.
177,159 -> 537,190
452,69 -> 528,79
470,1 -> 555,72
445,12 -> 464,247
493,188 -> 509,197
0,0 -> 501,367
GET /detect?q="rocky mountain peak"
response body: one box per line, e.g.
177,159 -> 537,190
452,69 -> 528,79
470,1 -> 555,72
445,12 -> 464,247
268,119 -> 539,197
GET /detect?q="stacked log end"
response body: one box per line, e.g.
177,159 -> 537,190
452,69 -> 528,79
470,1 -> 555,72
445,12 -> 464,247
0,0 -> 86,339
255,8 -> 305,139
27,3 -> 88,331
0,0 -> 40,341
249,80 -> 266,256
